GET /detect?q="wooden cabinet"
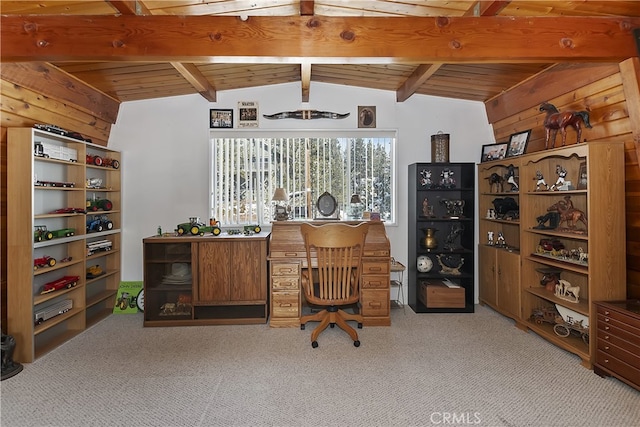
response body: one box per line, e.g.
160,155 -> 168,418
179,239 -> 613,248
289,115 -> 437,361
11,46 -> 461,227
477,160 -> 521,321
593,300 -> 640,391
481,141 -> 627,368
7,127 -> 121,363
143,234 -> 269,326
268,221 -> 391,327
408,163 -> 475,313
478,245 -> 521,320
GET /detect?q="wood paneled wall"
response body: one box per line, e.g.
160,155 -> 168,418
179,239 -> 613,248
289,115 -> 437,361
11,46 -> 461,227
0,64 -> 119,330
485,59 -> 640,299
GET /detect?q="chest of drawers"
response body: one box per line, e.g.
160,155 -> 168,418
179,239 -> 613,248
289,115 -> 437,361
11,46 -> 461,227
593,300 -> 640,391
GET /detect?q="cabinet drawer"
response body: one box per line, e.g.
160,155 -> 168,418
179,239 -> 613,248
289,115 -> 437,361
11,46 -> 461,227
596,350 -> 640,386
597,306 -> 640,330
272,292 -> 300,318
362,261 -> 389,275
272,276 -> 299,290
597,321 -> 640,349
360,289 -> 390,317
362,274 -> 389,289
597,338 -> 640,369
271,262 -> 300,276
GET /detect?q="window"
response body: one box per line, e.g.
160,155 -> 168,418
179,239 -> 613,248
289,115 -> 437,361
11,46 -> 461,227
210,131 -> 396,225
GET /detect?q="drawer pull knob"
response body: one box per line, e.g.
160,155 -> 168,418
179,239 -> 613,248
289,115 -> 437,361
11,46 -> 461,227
369,302 -> 382,308
604,359 -> 609,363
604,346 -> 610,350
605,335 -> 610,340
370,267 -> 382,272
280,303 -> 292,308
605,318 -> 610,322
604,311 -> 610,315
605,326 -> 610,331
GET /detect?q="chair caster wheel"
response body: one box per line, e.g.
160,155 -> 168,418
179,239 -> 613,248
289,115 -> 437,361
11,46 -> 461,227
354,340 -> 360,347
330,323 -> 335,328
312,341 -> 319,348
300,324 -> 305,330
357,323 -> 363,329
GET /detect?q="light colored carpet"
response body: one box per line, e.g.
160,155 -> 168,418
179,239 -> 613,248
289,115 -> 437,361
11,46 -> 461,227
1,305 -> 638,427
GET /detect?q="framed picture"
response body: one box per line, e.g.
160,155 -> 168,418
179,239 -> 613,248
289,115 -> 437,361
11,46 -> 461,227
577,161 -> 587,190
238,101 -> 259,128
210,109 -> 233,128
507,129 -> 531,157
358,106 -> 376,128
481,142 -> 508,162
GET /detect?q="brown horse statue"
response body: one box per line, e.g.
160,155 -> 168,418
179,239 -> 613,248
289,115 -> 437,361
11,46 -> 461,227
547,196 -> 588,230
539,102 -> 592,149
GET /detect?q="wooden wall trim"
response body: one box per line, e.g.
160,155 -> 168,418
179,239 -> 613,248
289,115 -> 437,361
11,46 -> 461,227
0,62 -> 119,124
619,57 -> 640,154
485,63 -> 620,124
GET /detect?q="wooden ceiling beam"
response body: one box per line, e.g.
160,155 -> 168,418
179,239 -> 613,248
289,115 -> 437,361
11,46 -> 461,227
396,63 -> 443,102
2,16 -> 639,63
464,1 -> 512,17
170,62 -> 217,102
107,1 -> 151,15
300,1 -> 315,16
301,62 -> 311,102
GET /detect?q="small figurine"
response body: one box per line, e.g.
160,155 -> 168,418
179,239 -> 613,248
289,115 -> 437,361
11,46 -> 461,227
555,279 -> 580,303
436,254 -> 464,275
441,199 -> 465,218
444,223 -> 464,251
157,225 -> 162,236
505,164 -> 519,191
496,232 -> 506,247
487,231 -> 494,245
486,173 -> 504,193
534,211 -> 560,230
486,208 -> 496,219
420,169 -> 433,188
547,195 -> 587,231
550,164 -> 568,191
439,169 -> 455,188
422,198 -> 434,217
534,170 -> 549,191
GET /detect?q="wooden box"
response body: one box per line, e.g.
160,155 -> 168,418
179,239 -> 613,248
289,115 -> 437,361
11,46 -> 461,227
419,281 -> 465,308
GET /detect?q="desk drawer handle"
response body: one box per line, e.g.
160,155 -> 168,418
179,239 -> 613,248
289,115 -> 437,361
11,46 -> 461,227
279,268 -> 295,274
369,267 -> 382,272
605,326 -> 610,331
604,359 -> 609,364
367,281 -> 384,286
604,346 -> 610,350
605,318 -> 610,322
284,252 -> 298,257
279,303 -> 292,308
604,310 -> 610,315
605,335 -> 610,340
368,302 -> 382,308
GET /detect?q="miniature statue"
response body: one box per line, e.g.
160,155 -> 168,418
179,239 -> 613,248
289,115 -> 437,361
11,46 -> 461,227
540,102 -> 592,149
441,199 -> 465,218
555,279 -> 580,303
505,164 -> 519,191
550,164 -> 569,191
444,223 -> 464,251
422,198 -> 434,217
486,173 -> 504,193
534,211 -> 560,229
439,169 -> 455,188
1,333 -> 23,380
486,208 -> 496,219
420,169 -> 433,188
547,195 -> 587,231
487,231 -> 494,245
496,232 -> 506,248
540,270 -> 561,293
534,170 -> 549,191
436,254 -> 464,275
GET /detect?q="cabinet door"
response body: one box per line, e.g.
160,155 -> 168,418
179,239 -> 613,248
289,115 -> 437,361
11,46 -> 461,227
198,241 -> 231,302
478,245 -> 497,307
230,240 -> 267,301
496,250 -> 520,319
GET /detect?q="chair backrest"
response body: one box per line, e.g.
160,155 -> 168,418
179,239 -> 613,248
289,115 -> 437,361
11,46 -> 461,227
300,222 -> 369,306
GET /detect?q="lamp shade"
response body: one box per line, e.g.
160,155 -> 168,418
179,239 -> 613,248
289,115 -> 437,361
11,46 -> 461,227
272,188 -> 288,202
350,194 -> 362,204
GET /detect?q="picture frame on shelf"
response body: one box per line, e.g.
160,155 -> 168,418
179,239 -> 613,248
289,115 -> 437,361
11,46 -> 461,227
210,109 -> 233,128
507,130 -> 531,157
481,142 -> 508,162
577,161 -> 587,190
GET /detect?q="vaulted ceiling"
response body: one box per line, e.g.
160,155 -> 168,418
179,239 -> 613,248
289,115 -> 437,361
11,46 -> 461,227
1,1 -> 639,104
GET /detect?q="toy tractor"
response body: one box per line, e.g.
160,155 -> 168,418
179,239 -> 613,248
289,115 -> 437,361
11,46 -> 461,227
116,292 -> 137,311
34,225 -> 54,242
243,224 -> 262,235
176,217 -> 221,236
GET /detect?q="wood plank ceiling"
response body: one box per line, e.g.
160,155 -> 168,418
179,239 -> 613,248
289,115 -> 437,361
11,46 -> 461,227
1,1 -> 639,103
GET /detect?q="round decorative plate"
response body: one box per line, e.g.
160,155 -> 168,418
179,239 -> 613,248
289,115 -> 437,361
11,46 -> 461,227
316,191 -> 338,217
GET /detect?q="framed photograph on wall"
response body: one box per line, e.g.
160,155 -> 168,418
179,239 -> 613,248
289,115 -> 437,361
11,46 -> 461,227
238,101 -> 259,128
481,142 -> 508,162
358,106 -> 376,128
210,109 -> 233,128
507,129 -> 531,157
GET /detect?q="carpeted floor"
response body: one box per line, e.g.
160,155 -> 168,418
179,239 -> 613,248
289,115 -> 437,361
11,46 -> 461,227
1,305 -> 638,427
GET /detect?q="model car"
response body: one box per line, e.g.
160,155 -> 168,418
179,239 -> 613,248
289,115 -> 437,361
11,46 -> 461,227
176,217 -> 221,236
86,215 -> 114,233
51,228 -> 76,238
34,225 -> 54,242
34,180 -> 75,188
40,275 -> 79,294
86,198 -> 113,211
34,123 -> 68,136
34,255 -> 56,270
86,265 -> 104,279
49,207 -> 87,214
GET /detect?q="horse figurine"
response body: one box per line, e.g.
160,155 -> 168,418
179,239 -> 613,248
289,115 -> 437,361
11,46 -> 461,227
547,196 -> 588,230
539,102 -> 592,149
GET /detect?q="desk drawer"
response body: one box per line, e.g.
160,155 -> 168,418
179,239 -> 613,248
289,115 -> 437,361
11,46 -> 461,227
362,261 -> 389,275
596,350 -> 640,385
597,306 -> 640,330
272,276 -> 299,290
362,274 -> 389,289
597,338 -> 640,369
598,321 -> 640,348
272,292 -> 300,318
360,289 -> 389,317
271,262 -> 300,276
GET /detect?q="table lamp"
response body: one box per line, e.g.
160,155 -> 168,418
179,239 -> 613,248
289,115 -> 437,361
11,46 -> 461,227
272,187 -> 290,220
350,193 -> 363,219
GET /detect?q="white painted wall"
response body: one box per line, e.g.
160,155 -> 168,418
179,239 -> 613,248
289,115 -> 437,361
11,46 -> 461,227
108,82 -> 495,303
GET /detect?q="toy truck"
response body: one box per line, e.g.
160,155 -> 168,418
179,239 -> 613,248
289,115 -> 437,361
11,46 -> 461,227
87,239 -> 113,256
34,299 -> 73,325
176,217 -> 221,236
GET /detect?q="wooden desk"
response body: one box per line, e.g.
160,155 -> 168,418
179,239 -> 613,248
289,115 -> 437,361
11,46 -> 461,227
268,220 -> 391,327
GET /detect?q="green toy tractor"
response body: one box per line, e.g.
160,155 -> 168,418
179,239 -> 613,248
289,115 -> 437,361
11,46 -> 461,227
176,217 -> 221,236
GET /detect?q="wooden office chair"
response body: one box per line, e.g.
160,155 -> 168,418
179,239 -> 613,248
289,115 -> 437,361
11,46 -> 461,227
299,222 -> 369,348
